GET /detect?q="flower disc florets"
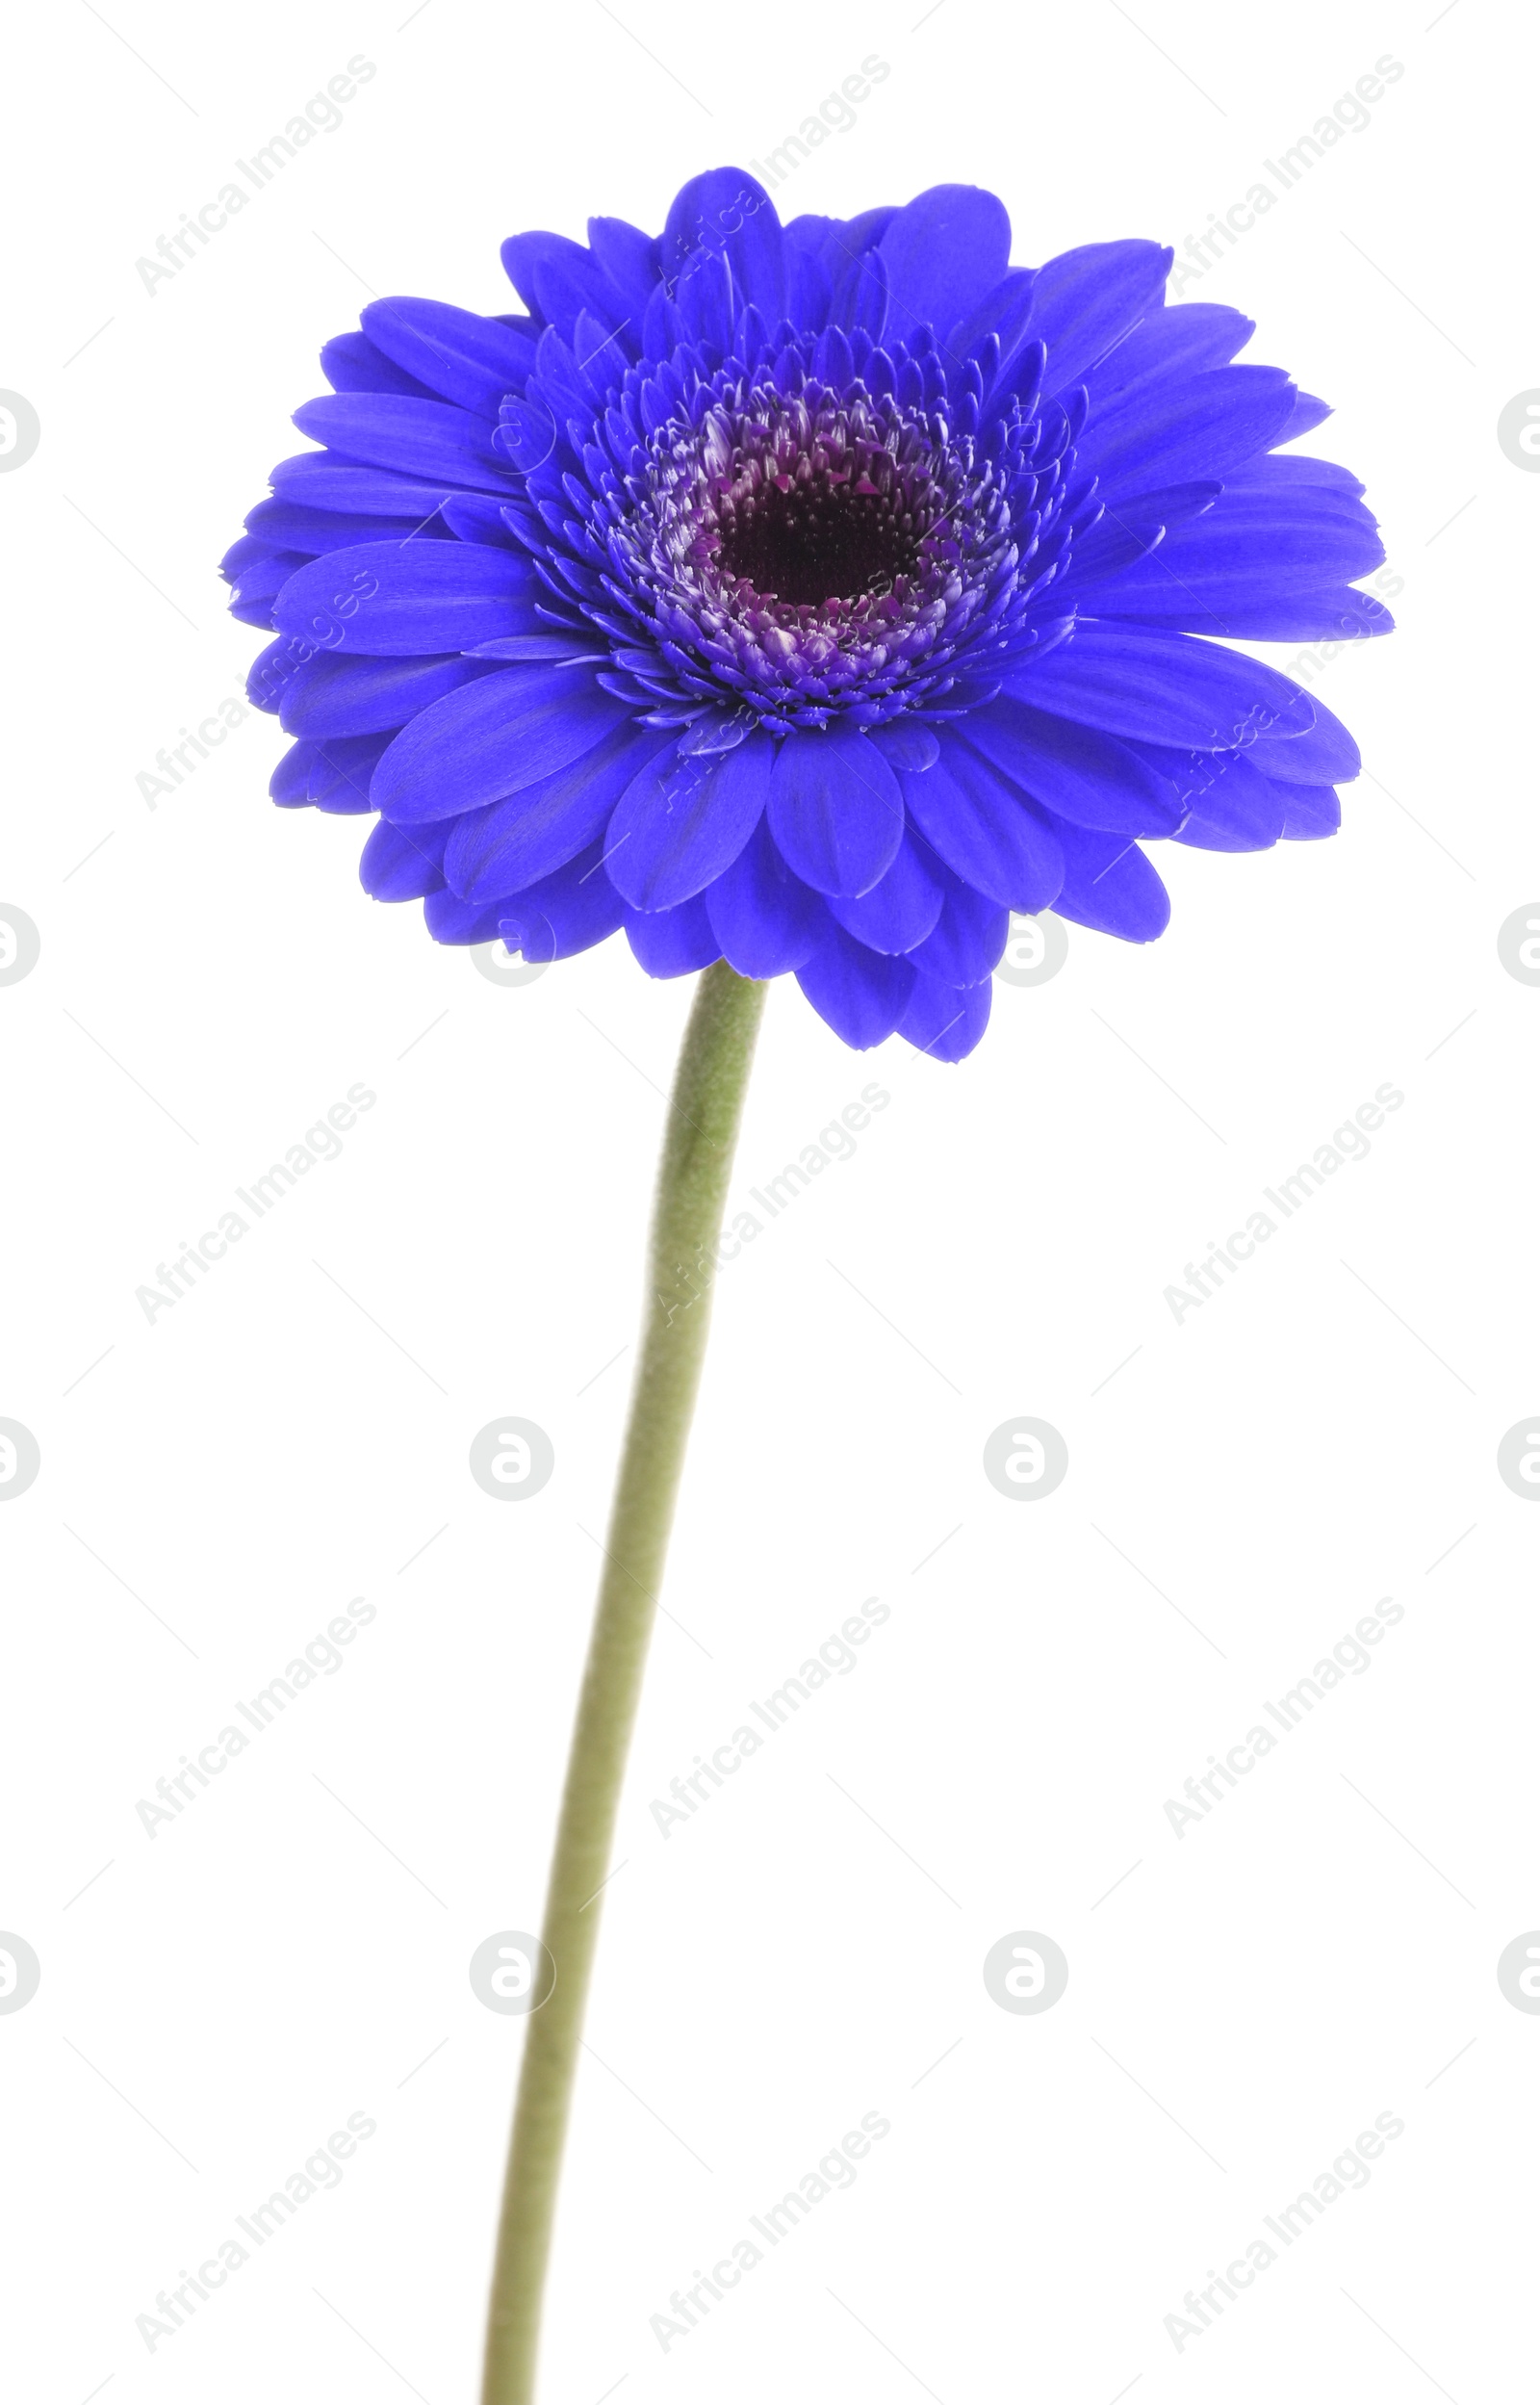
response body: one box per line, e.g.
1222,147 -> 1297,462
589,333 -> 1074,734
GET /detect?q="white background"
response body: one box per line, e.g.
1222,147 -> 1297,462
2,3 -> 1535,2400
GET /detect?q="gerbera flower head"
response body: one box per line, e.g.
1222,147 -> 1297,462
223,169 -> 1388,1059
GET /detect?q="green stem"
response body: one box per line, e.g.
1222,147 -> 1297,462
481,960 -> 768,2405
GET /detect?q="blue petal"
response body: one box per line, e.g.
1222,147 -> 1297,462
766,726 -> 904,896
674,247 -> 737,353
500,230 -> 631,340
360,817 -> 449,900
226,527 -> 289,577
868,720 -> 939,773
829,240 -> 887,338
222,532 -> 282,581
962,703 -> 1186,836
358,298 -> 537,415
796,926 -> 915,1049
272,542 -> 538,659
659,170 -> 786,320
877,185 -> 1013,347
812,325 -> 856,388
269,454 -> 475,517
641,281 -> 684,364
1051,826 -> 1169,941
793,206 -> 898,268
897,750 -> 1063,912
1274,390 -> 1331,441
464,633 -> 607,663
245,496 -> 430,554
899,971 -> 992,1062
678,709 -> 754,758
228,594 -> 280,631
1232,454 -> 1365,498
1245,691 -> 1359,783
1080,486 -> 1385,608
321,329 -> 439,400
604,730 -> 772,910
310,734 -> 389,812
1081,367 -> 1298,493
1006,623 -> 1314,750
224,542 -> 305,611
270,741 -> 317,807
447,721 -> 675,899
1083,301 -> 1254,408
528,323 -> 607,423
497,843 -> 628,961
626,895 -> 721,977
1276,783 -> 1341,840
279,653 -> 490,737
1100,586 -> 1393,641
828,840 -> 944,953
247,637 -> 309,716
908,884 -> 1009,987
574,309 -> 632,392
784,241 -> 833,333
1146,745 -> 1288,850
586,216 -> 662,323
372,668 -> 626,823
704,818 -> 824,977
292,394 -> 510,494
846,249 -> 889,341
948,267 -> 1036,365
424,890 -> 506,944
1023,240 -> 1173,397
1061,505 -> 1188,585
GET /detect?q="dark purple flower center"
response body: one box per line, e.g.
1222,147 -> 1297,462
709,430 -> 929,609
665,384 -> 994,645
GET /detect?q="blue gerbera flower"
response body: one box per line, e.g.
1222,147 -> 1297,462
222,169 -> 1388,1060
